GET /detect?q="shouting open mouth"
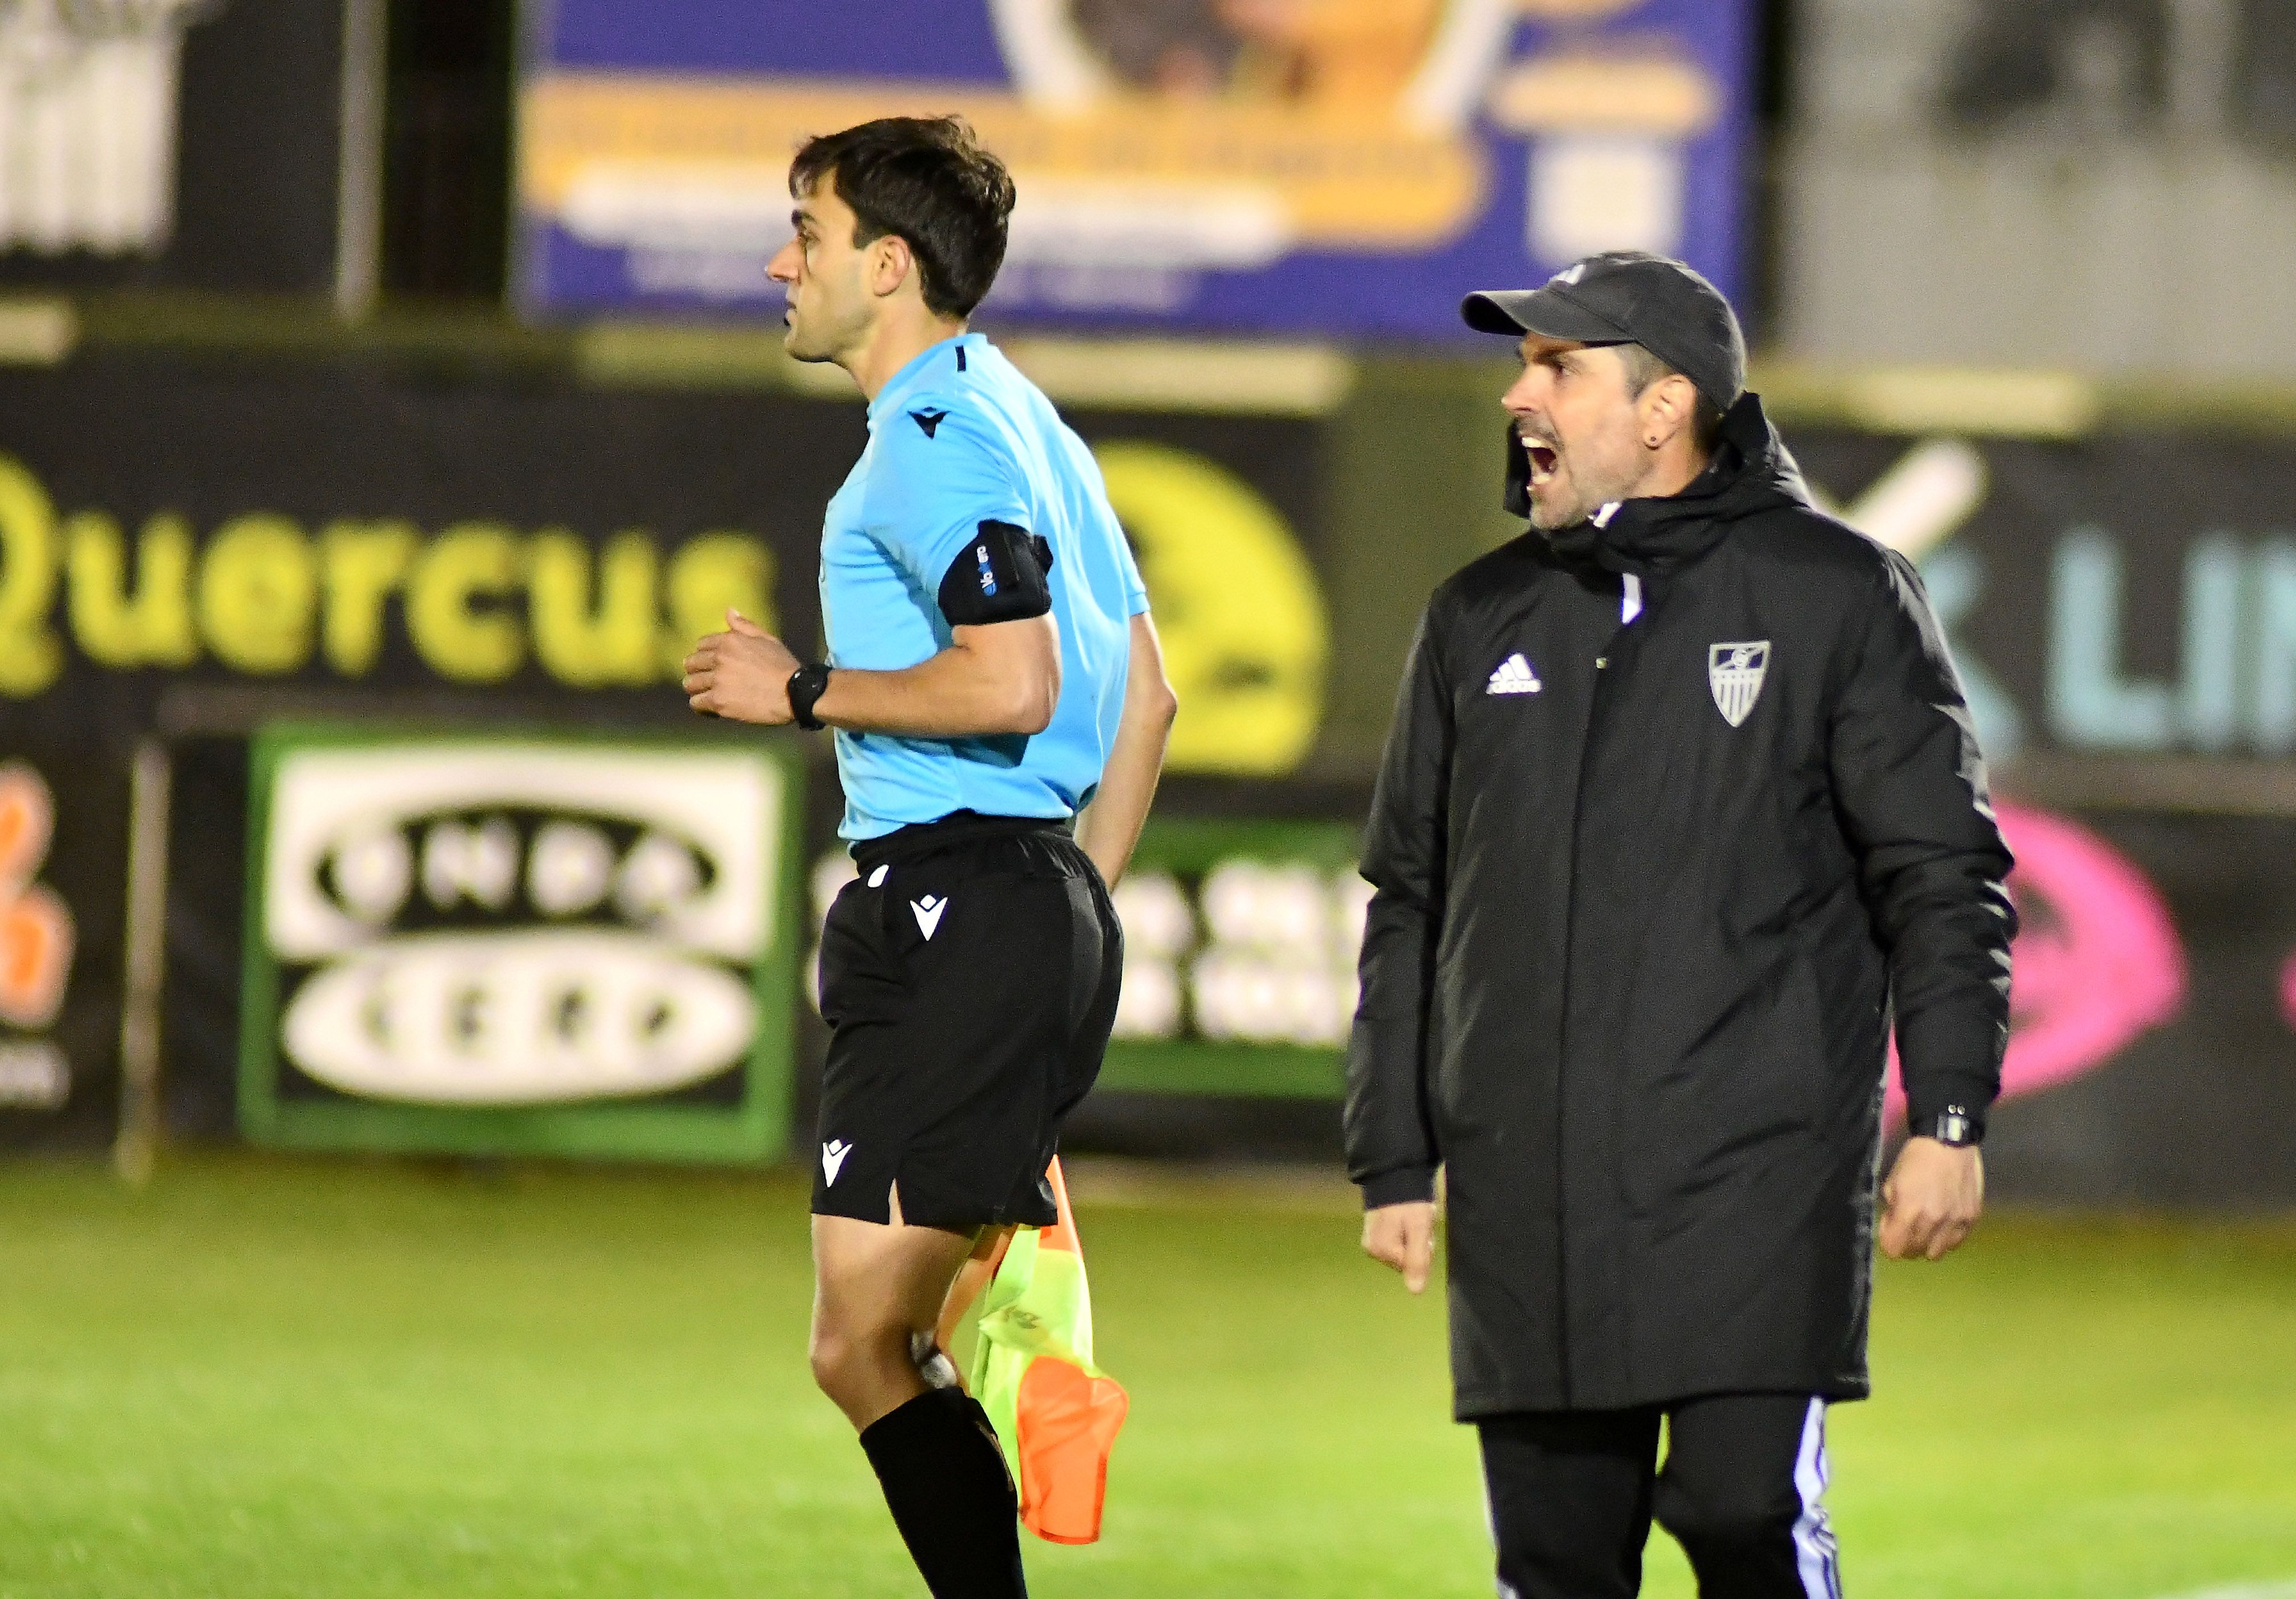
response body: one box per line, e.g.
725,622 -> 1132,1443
1521,431 -> 1559,488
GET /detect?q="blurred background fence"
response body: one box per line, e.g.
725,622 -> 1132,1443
5,0 -> 2295,1209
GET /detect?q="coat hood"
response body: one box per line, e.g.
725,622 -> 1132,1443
1503,392 -> 1814,578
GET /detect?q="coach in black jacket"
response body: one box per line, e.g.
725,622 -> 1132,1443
1345,253 -> 2015,1598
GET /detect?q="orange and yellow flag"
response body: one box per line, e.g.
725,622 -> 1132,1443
967,1158 -> 1128,1544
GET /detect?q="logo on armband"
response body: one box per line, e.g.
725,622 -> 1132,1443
976,544 -> 998,597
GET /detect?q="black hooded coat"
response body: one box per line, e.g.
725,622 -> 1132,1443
1344,394 -> 2015,1416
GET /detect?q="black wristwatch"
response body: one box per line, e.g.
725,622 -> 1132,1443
1923,1104 -> 1981,1148
787,663 -> 833,731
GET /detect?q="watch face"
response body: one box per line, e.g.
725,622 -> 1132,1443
787,665 -> 829,730
1937,1108 -> 1975,1145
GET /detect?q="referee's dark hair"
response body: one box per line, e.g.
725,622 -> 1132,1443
790,116 -> 1018,319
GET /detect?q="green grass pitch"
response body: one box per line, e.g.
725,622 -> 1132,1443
1,1154 -> 2292,1598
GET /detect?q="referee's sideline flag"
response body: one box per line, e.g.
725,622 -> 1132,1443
968,1158 -> 1129,1544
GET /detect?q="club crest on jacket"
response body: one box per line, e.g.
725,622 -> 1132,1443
1708,641 -> 1771,727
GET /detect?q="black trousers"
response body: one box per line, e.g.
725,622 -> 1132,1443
1478,1394 -> 1843,1599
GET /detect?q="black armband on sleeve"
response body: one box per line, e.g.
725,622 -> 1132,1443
938,520 -> 1054,626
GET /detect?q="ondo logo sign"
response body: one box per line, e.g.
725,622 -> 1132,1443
246,734 -> 797,1159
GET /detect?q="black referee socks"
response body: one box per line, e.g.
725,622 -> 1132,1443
858,1387 -> 1028,1598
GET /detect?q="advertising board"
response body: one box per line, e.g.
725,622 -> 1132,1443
1789,429 -> 2296,770
0,0 -> 376,300
515,0 -> 1755,338
237,727 -> 804,1162
0,353 -> 1330,778
0,746 -> 126,1152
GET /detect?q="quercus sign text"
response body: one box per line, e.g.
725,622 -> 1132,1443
0,457 -> 775,695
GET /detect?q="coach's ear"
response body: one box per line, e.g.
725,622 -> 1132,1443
939,520 -> 1053,626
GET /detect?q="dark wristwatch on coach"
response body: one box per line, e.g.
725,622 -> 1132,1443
1923,1104 -> 1982,1147
787,663 -> 833,730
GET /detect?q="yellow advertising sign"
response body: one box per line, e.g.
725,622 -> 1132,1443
0,455 -> 774,697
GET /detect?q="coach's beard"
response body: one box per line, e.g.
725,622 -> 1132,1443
1527,468 -> 1601,535
1529,496 -> 1585,533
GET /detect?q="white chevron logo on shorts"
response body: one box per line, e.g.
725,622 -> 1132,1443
822,1139 -> 851,1186
1487,653 -> 1542,695
911,894 -> 948,939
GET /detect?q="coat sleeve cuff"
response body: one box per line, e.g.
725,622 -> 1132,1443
1359,1167 -> 1437,1209
1904,1074 -> 1997,1143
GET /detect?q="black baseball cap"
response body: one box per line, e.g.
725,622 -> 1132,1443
1463,251 -> 1746,412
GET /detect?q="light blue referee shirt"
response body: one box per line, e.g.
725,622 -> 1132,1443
819,332 -> 1149,842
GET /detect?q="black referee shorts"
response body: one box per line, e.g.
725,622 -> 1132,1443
812,812 -> 1122,1232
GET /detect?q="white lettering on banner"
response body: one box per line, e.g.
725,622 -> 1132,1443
421,818 -> 520,912
2044,528 -> 2296,758
528,821 -> 617,916
281,930 -> 754,1105
1813,441 -> 2296,762
267,748 -> 773,961
1187,860 -> 1370,1046
264,745 -> 777,1108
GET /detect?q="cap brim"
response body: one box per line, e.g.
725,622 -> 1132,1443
1461,287 -> 1631,344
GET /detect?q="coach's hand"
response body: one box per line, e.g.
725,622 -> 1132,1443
1362,1201 -> 1438,1294
684,610 -> 800,724
1880,1137 -> 1984,1262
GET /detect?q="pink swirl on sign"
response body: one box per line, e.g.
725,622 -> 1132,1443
1885,799 -> 2186,1123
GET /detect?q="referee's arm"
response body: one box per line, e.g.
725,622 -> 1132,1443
1829,549 -> 2017,1259
1074,611 -> 1178,888
683,606 -> 1059,737
809,612 -> 1062,738
1346,609 -> 1452,1287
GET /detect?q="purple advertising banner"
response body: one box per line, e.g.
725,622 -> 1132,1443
515,0 -> 1754,338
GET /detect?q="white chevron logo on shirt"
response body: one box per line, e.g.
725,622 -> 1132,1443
911,894 -> 948,939
1487,653 -> 1542,695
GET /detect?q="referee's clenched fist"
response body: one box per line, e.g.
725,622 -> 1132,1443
1344,252 -> 2015,1599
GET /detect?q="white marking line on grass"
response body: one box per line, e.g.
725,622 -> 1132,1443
2151,1580 -> 2296,1599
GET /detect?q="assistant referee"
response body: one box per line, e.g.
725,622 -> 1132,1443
1346,253 -> 2015,1597
681,117 -> 1176,1599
